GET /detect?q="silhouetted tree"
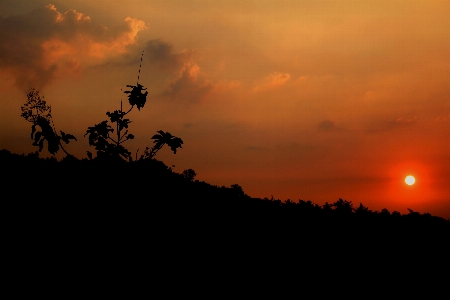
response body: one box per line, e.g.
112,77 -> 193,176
355,203 -> 371,215
391,211 -> 401,218
182,169 -> 197,182
380,208 -> 391,218
322,202 -> 333,213
332,198 -> 353,215
230,184 -> 245,197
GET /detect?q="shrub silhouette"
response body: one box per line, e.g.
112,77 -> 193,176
21,89 -> 77,156
182,168 -> 197,181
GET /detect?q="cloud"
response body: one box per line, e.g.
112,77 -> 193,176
0,4 -> 146,92
164,62 -> 214,103
392,117 -> 418,126
98,38 -> 227,104
253,72 -> 291,92
318,120 -> 336,132
365,116 -> 419,133
142,39 -> 192,70
435,113 -> 450,122
317,120 -> 348,134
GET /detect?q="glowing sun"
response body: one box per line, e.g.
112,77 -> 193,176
405,175 -> 415,185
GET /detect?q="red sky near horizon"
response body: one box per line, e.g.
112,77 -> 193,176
1,0 -> 449,219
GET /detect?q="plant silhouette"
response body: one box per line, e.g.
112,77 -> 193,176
84,85 -> 144,162
21,51 -> 183,162
140,130 -> 183,160
21,89 -> 77,156
83,52 -> 182,162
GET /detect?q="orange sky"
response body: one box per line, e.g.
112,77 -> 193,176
1,1 -> 449,219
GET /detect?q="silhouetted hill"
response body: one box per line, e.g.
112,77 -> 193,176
2,148 -> 449,275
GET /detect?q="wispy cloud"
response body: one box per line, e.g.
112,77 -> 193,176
253,72 -> 291,92
434,113 -> 450,122
365,116 -> 419,133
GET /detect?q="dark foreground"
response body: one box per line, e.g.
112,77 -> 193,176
2,149 -> 449,289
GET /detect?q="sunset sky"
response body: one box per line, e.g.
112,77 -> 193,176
1,0 -> 449,218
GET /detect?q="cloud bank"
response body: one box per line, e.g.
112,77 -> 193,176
0,4 -> 146,92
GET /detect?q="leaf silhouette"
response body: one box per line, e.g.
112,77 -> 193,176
60,131 -> 77,144
144,130 -> 183,158
167,137 -> 183,154
124,84 -> 148,110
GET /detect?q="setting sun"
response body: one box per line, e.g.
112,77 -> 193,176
405,175 -> 415,185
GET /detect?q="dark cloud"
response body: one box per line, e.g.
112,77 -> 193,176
143,39 -> 191,70
91,39 -> 208,103
365,116 -> 419,133
318,120 -> 336,132
0,4 -> 145,92
98,39 -> 191,70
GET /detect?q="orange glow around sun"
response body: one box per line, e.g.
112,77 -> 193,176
405,175 -> 415,185
385,161 -> 436,210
